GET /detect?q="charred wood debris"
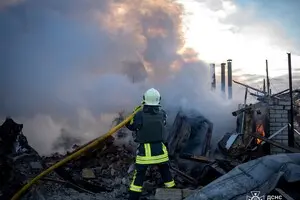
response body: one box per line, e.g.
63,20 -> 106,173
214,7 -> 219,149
1,96 -> 300,200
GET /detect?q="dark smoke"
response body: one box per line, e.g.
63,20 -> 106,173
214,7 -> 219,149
0,0 -> 237,155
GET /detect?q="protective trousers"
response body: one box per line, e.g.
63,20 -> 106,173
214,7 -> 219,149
129,162 -> 175,200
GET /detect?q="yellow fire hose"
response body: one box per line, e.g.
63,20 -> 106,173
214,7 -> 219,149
11,107 -> 142,200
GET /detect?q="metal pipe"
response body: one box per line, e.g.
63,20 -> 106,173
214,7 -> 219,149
227,59 -> 232,99
288,52 -> 295,147
293,127 -> 300,136
249,132 -> 300,153
266,60 -> 270,95
210,63 -> 216,90
251,125 -> 288,150
221,63 -> 226,96
261,125 -> 288,145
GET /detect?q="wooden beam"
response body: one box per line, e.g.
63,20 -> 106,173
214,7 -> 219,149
274,188 -> 295,200
233,80 -> 267,94
248,132 -> 300,153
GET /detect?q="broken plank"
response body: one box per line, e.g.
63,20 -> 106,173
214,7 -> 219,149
169,165 -> 198,185
274,188 -> 295,200
233,80 -> 267,94
181,154 -> 227,176
210,163 -> 226,175
248,132 -> 300,153
180,154 -> 214,164
232,106 -> 251,116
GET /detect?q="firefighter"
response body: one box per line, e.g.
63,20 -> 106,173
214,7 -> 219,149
126,88 -> 175,200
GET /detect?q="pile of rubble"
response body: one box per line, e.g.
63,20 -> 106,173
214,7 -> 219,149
0,111 -> 214,199
40,123 -> 207,199
43,138 -> 163,199
1,106 -> 300,200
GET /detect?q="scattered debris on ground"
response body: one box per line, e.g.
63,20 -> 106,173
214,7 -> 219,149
1,99 -> 300,200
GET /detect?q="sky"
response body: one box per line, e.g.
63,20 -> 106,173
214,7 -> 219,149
0,0 -> 299,155
179,0 -> 300,93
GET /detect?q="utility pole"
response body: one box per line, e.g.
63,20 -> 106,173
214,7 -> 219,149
287,52 -> 294,147
266,60 -> 270,96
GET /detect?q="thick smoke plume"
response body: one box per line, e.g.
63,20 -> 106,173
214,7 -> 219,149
0,0 -> 237,155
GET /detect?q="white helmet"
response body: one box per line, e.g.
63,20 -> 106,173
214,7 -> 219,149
143,88 -> 161,106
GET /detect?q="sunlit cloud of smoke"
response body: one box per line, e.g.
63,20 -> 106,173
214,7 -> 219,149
0,0 -> 238,155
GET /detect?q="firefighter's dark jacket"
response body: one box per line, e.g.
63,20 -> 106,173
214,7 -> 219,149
126,105 -> 169,164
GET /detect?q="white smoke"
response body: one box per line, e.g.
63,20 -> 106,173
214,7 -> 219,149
0,0 -> 238,155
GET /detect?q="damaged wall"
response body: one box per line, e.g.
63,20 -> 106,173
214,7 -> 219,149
269,99 -> 290,154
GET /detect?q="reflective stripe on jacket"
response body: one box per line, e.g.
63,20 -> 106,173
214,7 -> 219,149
135,142 -> 169,164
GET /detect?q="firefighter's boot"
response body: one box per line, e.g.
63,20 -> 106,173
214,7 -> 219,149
128,191 -> 141,200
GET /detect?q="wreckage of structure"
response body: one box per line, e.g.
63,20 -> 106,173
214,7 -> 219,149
1,99 -> 300,200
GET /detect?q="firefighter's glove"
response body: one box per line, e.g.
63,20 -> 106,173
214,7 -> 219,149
133,105 -> 142,113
